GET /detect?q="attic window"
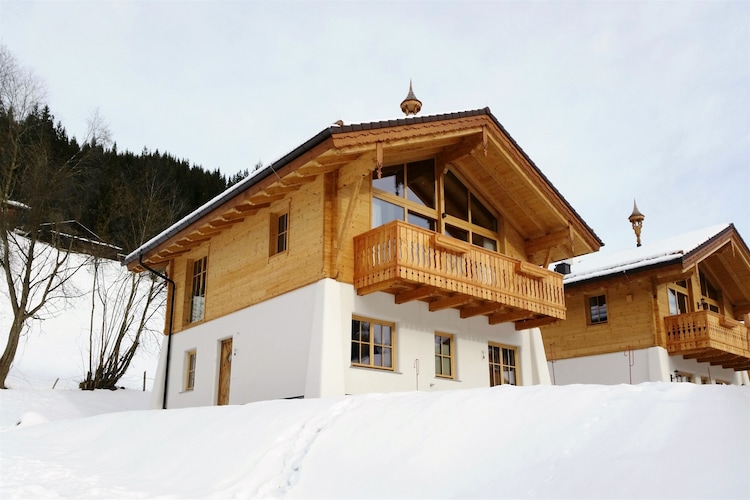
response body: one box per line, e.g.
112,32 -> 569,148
587,294 -> 608,325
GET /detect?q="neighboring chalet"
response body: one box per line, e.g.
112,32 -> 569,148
124,91 -> 602,409
541,217 -> 750,386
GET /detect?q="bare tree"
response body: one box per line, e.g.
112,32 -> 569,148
79,257 -> 164,390
78,152 -> 181,390
0,46 -> 93,388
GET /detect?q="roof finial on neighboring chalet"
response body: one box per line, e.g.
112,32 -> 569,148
400,80 -> 422,116
628,199 -> 645,247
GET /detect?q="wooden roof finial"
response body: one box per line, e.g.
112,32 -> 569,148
628,199 -> 645,247
400,80 -> 422,116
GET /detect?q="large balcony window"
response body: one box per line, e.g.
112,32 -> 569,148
372,160 -> 499,252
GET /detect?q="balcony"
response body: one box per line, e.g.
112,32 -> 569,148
664,310 -> 750,370
353,221 -> 566,328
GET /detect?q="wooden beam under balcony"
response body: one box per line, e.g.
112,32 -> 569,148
429,294 -> 474,312
395,286 -> 439,304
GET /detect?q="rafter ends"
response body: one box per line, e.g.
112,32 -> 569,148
264,184 -> 302,196
282,173 -> 317,186
210,217 -> 245,227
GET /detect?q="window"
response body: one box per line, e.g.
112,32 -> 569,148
189,256 -> 208,323
699,271 -> 720,313
434,333 -> 455,378
270,210 -> 289,256
371,161 -> 498,251
351,316 -> 395,370
185,350 -> 196,391
587,294 -> 608,325
488,343 -> 518,386
668,280 -> 690,315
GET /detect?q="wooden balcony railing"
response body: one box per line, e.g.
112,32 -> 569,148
664,310 -> 750,370
353,221 -> 566,324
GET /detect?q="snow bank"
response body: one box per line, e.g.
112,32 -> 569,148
1,383 -> 748,498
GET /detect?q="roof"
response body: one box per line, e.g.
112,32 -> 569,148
559,223 -> 735,285
122,107 -> 602,268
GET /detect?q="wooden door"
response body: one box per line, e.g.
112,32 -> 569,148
217,338 -> 232,405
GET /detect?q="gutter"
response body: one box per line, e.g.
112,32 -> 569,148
139,254 -> 175,410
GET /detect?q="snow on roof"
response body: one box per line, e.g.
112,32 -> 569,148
559,223 -> 731,285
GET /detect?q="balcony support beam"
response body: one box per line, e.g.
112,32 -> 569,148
395,286 -> 438,304
460,302 -> 506,319
489,309 -> 533,325
429,294 -> 474,312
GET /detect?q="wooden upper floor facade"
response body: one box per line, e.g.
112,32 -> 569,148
123,109 -> 602,333
541,224 -> 750,371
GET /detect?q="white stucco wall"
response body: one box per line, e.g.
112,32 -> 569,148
152,281 -> 322,409
149,278 -> 555,409
548,346 -> 750,386
345,287 -> 551,394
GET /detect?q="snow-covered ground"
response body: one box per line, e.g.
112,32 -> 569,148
1,245 -> 749,498
1,382 -> 749,498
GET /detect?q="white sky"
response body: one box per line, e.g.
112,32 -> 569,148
2,0 -> 748,251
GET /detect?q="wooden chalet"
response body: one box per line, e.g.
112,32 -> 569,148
124,96 -> 602,408
541,222 -> 750,385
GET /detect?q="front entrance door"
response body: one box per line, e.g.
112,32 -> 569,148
217,338 -> 232,405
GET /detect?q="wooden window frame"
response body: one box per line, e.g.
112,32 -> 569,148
269,207 -> 290,257
351,315 -> 396,371
698,270 -> 721,314
434,332 -> 455,379
185,350 -> 196,391
586,293 -> 608,325
488,342 -> 519,386
667,280 -> 691,316
441,169 -> 500,252
186,255 -> 208,324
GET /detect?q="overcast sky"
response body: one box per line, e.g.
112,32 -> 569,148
2,0 -> 748,252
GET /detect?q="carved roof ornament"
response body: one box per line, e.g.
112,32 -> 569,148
628,199 -> 645,247
400,80 -> 422,116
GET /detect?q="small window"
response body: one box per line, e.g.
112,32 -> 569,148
189,256 -> 208,323
587,294 -> 608,325
488,343 -> 518,386
672,371 -> 693,383
270,210 -> 289,256
185,350 -> 196,391
434,333 -> 455,379
351,316 -> 395,370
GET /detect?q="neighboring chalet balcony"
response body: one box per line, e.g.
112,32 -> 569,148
353,221 -> 566,328
665,310 -> 750,371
